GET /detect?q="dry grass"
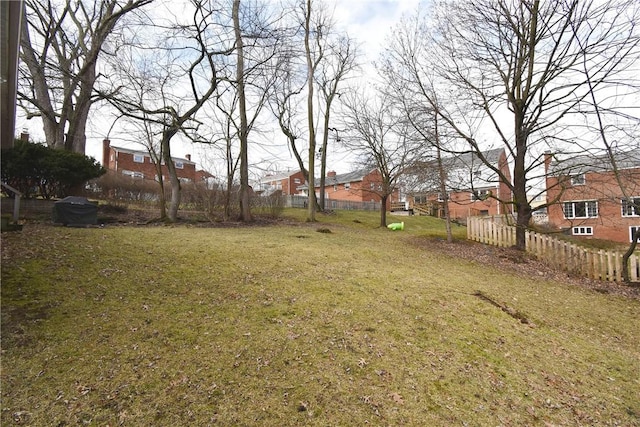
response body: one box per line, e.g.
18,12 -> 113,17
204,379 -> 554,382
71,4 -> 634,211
1,212 -> 639,426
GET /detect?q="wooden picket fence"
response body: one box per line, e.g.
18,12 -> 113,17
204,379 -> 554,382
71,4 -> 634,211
467,216 -> 640,282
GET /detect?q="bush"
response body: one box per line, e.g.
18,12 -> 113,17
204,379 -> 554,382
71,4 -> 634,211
1,140 -> 105,199
252,191 -> 285,218
89,172 -> 162,204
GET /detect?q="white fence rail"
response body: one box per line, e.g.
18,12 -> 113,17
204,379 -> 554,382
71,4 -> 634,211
467,217 -> 640,282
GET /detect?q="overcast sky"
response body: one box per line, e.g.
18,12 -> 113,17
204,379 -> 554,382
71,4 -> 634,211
16,0 -> 422,177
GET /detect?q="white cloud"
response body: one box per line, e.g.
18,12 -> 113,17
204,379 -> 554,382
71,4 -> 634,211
332,0 -> 420,62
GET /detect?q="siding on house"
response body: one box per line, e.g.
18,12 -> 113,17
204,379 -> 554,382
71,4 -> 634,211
545,151 -> 640,243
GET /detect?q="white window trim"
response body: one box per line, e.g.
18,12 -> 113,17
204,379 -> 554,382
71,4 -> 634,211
175,161 -> 184,169
572,226 -> 593,236
563,200 -> 598,219
570,174 -> 585,186
631,226 -> 640,243
621,197 -> 640,217
344,182 -> 351,190
471,189 -> 491,201
133,154 -> 144,163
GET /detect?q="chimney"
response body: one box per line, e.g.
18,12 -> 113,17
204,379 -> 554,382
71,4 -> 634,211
103,139 -> 111,168
186,154 -> 191,161
544,151 -> 553,175
20,130 -> 29,141
328,171 -> 337,177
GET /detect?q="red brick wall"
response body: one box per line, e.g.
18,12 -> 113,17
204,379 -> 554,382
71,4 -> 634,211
318,170 -> 399,209
425,189 -> 503,220
263,171 -> 306,195
546,168 -> 640,243
284,171 -> 305,195
106,148 -> 196,181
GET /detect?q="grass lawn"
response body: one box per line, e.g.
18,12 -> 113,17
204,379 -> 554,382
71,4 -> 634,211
1,210 -> 639,426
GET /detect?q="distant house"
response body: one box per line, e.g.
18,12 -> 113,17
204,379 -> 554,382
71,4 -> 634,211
258,170 -> 306,196
406,148 -> 513,220
545,150 -> 640,243
102,138 -> 197,182
303,168 -> 400,209
324,168 -> 398,205
195,170 -> 217,189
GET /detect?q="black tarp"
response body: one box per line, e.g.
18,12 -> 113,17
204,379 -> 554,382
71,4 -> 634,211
52,196 -> 98,226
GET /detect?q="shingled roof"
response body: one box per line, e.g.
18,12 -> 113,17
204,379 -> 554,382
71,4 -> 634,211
547,150 -> 640,176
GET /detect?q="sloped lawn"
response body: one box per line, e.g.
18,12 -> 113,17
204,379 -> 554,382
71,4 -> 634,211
2,214 -> 639,426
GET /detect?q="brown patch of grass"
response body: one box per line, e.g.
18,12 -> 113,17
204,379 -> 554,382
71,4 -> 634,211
2,216 -> 639,426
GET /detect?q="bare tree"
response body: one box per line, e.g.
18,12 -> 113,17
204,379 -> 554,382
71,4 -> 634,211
574,20 -> 640,281
340,90 -> 419,227
231,0 -> 284,221
103,0 -> 231,222
19,0 -> 152,153
233,0 -> 251,221
381,0 -> 640,250
301,0 -> 323,221
316,34 -> 358,210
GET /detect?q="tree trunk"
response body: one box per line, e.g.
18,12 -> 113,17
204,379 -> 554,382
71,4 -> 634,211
162,130 -> 180,222
434,115 -> 453,243
380,194 -> 388,227
20,10 -> 62,148
622,229 -> 639,283
319,140 -> 328,211
234,0 -> 252,222
304,0 -> 316,222
65,61 -> 97,153
513,106 -> 531,250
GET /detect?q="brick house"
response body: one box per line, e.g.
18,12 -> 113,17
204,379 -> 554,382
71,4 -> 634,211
406,148 -> 513,220
102,139 -> 196,182
545,150 -> 640,243
304,168 -> 400,209
258,170 -> 306,196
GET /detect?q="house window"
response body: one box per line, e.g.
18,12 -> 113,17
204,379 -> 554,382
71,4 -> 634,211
630,226 -> 640,242
437,193 -> 448,202
175,161 -> 184,169
122,170 -> 144,179
572,226 -> 593,236
471,189 -> 491,201
570,174 -> 585,186
563,200 -> 598,219
294,178 -> 301,184
333,185 -> 337,192
621,197 -> 640,217
344,182 -> 351,190
133,154 -> 144,163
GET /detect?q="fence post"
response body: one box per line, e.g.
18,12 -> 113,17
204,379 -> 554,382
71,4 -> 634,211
632,254 -> 639,282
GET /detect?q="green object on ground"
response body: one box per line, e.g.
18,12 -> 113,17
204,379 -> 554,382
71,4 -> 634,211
387,221 -> 404,230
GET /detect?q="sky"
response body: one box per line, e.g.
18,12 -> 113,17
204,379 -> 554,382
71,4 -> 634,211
15,0 -> 421,179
